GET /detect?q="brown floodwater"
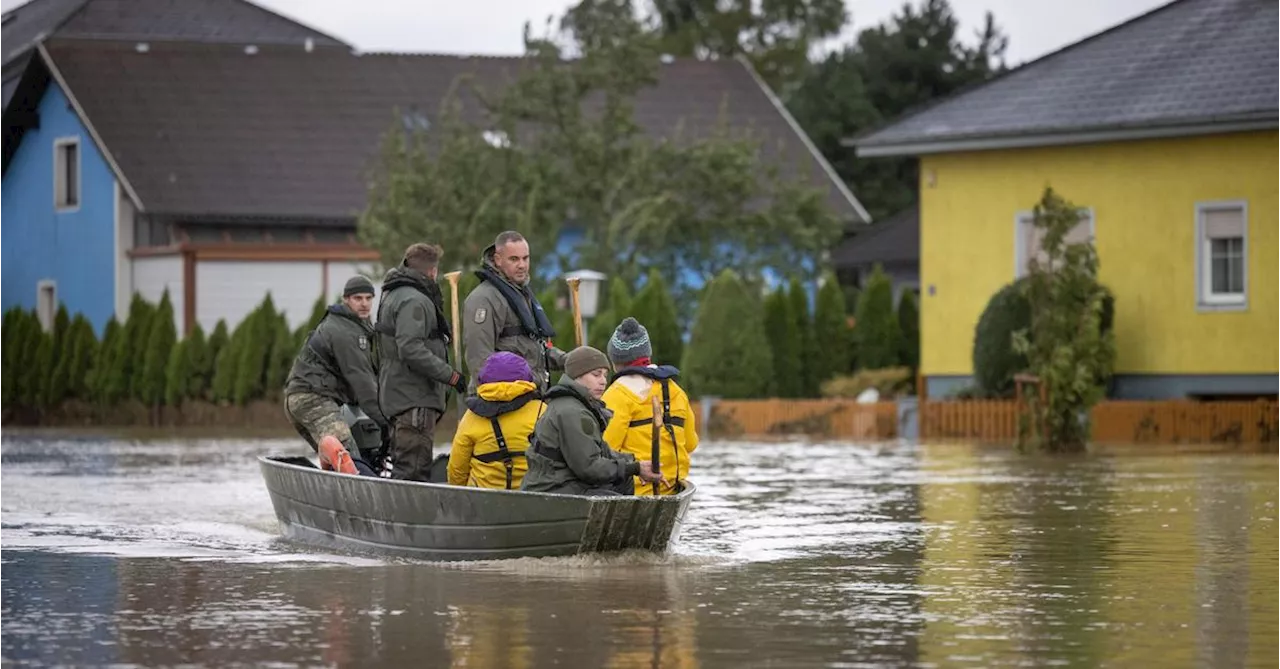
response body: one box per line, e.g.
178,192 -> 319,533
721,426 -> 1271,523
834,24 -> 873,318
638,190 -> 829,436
2,435 -> 1276,668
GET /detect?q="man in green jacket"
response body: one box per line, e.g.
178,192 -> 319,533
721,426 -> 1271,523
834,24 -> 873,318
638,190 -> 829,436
377,243 -> 468,482
462,231 -> 566,392
522,346 -> 665,496
284,275 -> 385,475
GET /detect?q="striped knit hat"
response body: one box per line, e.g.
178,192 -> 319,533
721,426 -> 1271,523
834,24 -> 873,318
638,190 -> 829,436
607,317 -> 652,365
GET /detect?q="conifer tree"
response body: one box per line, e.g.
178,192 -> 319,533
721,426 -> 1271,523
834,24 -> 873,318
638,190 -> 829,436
629,271 -> 683,367
763,287 -> 802,397
683,270 -> 772,399
89,319 -> 121,404
164,340 -> 190,407
183,323 -> 210,400
897,289 -> 920,372
139,290 -> 178,406
813,273 -> 852,379
854,265 -> 902,369
788,278 -> 820,396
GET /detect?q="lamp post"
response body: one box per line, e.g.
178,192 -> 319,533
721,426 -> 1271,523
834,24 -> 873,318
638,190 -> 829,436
563,269 -> 606,344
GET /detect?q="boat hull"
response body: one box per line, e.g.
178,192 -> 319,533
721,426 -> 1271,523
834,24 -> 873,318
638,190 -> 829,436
258,456 -> 695,561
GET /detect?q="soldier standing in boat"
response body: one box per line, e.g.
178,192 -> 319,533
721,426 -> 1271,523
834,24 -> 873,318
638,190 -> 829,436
283,275 -> 385,475
462,231 -> 566,392
377,243 -> 468,482
521,346 -> 665,496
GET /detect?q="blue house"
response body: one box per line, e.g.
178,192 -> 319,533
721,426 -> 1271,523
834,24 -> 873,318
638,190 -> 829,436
3,3 -> 866,337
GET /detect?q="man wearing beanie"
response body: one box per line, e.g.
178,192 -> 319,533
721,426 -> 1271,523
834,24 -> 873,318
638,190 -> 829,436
602,317 -> 699,495
521,346 -> 666,496
447,352 -> 545,490
283,274 -> 385,476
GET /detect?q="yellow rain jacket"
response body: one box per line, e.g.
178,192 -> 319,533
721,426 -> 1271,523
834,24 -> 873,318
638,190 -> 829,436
602,365 -> 698,495
448,380 -> 545,490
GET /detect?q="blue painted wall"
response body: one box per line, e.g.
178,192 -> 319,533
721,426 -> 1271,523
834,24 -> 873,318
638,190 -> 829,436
2,82 -> 118,333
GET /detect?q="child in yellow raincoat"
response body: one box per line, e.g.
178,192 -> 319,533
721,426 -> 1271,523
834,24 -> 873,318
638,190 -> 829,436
601,318 -> 698,495
448,352 -> 544,489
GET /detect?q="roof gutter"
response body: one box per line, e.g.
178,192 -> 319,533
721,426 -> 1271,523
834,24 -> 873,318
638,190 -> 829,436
847,118 -> 1279,157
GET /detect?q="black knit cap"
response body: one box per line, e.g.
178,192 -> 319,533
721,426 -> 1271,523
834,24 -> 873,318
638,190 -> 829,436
343,275 -> 375,297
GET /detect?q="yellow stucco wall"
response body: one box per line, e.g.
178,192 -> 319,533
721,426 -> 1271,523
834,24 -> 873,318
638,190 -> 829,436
918,130 -> 1278,376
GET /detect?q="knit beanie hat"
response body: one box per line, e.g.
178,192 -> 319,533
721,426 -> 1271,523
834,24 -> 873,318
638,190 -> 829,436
564,346 -> 611,380
478,351 -> 534,385
343,275 -> 375,297
607,317 -> 652,366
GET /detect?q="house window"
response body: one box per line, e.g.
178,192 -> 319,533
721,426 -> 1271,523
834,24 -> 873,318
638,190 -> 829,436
37,281 -> 57,331
54,137 -> 80,210
1015,208 -> 1094,278
1196,202 -> 1247,309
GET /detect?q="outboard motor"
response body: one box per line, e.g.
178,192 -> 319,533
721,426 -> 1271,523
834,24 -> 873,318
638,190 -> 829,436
340,405 -> 391,477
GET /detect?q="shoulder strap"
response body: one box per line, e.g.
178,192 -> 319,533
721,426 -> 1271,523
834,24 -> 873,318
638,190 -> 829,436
481,417 -> 524,490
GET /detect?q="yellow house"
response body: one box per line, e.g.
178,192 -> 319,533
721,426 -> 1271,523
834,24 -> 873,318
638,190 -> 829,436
851,0 -> 1278,400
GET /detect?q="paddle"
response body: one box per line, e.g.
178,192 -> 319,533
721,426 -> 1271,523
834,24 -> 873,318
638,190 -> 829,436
444,270 -> 464,418
650,393 -> 662,496
566,276 -> 584,347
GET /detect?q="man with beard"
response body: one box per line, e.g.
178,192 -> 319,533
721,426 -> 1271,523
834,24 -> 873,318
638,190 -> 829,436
462,231 -> 566,392
377,243 -> 467,481
283,276 -> 386,475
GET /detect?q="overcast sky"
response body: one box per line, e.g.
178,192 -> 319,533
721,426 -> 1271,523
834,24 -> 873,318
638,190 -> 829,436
2,0 -> 1171,66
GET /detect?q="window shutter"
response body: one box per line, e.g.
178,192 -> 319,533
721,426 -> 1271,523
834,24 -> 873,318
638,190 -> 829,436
1203,207 -> 1244,239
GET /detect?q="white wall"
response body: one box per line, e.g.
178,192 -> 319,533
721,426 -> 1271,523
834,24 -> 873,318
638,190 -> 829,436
132,255 -> 183,335
114,182 -> 135,319
195,260 -> 323,332
325,260 -> 382,317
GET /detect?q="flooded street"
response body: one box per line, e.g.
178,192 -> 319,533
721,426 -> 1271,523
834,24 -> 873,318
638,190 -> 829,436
2,435 -> 1276,668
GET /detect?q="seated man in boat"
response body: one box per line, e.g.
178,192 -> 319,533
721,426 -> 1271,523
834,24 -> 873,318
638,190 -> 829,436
522,346 -> 665,496
602,318 -> 698,495
283,276 -> 386,476
447,352 -> 544,490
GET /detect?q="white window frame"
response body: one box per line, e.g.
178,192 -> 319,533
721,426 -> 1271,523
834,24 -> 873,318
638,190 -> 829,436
37,280 -> 57,331
1195,200 -> 1248,312
53,136 -> 81,212
1013,207 -> 1095,278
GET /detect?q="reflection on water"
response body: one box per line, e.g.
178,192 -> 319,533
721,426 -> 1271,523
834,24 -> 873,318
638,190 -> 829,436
1,437 -> 1276,667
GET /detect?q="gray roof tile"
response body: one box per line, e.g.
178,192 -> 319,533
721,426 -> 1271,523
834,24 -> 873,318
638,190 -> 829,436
36,40 -> 864,222
856,0 -> 1278,152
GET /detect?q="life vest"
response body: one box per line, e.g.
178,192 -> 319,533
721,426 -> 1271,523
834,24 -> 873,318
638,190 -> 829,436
474,265 -> 556,341
465,392 -> 538,490
377,268 -> 451,343
614,365 -> 685,488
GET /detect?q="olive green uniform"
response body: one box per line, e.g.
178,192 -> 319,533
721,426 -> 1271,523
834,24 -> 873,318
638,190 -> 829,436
521,376 -> 640,496
376,265 -> 459,481
283,303 -> 384,459
462,259 -> 565,392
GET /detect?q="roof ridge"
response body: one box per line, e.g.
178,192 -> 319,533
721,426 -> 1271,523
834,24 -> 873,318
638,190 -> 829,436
849,0 -> 1190,145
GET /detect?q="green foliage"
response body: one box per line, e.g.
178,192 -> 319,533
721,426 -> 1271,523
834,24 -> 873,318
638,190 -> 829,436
207,320 -> 230,366
1012,187 -> 1117,452
788,0 -> 1007,219
854,266 -> 902,370
164,340 -> 189,407
819,367 -> 913,399
638,0 -> 847,93
813,274 -> 852,379
51,304 -> 70,358
183,323 -> 210,400
972,280 -> 1030,398
88,319 -> 121,404
2,309 -> 39,408
762,287 -> 802,397
46,308 -> 82,406
682,270 -> 772,399
104,293 -> 154,403
358,4 -> 840,313
264,314 -> 295,402
788,278 -> 819,397
232,295 -> 278,405
66,316 -> 98,400
30,327 -> 55,410
138,290 -> 178,405
629,271 -> 683,366
588,277 -> 634,352
897,289 -> 920,372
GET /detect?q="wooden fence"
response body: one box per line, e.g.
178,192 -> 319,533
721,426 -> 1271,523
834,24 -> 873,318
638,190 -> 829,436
694,398 -> 1278,446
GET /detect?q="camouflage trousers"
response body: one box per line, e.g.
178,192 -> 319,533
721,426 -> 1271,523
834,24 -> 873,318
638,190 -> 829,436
284,392 -> 357,458
388,407 -> 440,482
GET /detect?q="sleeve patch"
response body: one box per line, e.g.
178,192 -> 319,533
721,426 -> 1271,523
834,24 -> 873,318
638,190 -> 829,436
474,307 -> 487,324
